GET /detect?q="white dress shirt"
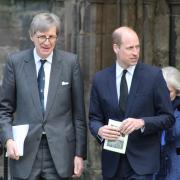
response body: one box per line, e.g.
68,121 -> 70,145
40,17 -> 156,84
33,48 -> 52,110
116,62 -> 145,132
116,62 -> 136,100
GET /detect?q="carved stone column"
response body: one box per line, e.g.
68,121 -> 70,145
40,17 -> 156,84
153,0 -> 169,67
142,0 -> 156,64
80,1 -> 118,179
168,0 -> 180,68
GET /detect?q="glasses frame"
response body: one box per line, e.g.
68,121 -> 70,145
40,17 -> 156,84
36,34 -> 58,44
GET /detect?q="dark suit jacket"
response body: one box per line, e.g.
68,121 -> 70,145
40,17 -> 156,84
0,49 -> 87,178
89,63 -> 174,178
173,97 -> 180,147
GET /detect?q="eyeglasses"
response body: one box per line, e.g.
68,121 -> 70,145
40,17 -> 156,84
36,35 -> 57,44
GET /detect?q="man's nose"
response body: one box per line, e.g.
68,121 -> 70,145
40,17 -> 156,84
44,38 -> 51,44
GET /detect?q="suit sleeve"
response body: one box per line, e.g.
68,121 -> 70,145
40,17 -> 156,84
0,54 -> 16,145
89,75 -> 105,143
174,109 -> 180,147
71,56 -> 87,159
142,70 -> 175,135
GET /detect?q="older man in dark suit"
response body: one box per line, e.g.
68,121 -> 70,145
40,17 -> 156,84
0,12 -> 87,180
89,26 -> 174,180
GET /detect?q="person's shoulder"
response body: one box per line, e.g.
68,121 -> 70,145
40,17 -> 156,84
93,64 -> 115,82
55,49 -> 76,60
9,49 -> 32,57
54,49 -> 79,67
138,63 -> 161,76
95,65 -> 114,77
7,49 -> 33,63
138,63 -> 160,72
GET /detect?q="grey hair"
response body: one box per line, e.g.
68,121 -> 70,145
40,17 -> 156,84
162,66 -> 180,96
29,12 -> 60,37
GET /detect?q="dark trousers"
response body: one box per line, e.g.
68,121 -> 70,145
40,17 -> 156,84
103,155 -> 153,180
12,135 -> 69,180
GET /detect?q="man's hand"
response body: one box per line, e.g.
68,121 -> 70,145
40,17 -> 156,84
98,125 -> 121,140
120,118 -> 145,135
72,156 -> 84,178
6,139 -> 19,160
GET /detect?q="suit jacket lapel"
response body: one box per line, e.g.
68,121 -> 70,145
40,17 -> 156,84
23,50 -> 43,118
44,50 -> 62,120
108,64 -> 119,114
126,63 -> 141,115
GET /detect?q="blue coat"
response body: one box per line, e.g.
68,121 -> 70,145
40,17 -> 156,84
173,97 -> 180,148
89,62 -> 175,178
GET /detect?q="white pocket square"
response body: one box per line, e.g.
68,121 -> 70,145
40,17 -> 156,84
61,81 -> 69,85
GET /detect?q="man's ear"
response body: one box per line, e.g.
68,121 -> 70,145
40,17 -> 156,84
113,44 -> 119,54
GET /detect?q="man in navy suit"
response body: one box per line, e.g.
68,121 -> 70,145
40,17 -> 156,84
89,26 -> 175,180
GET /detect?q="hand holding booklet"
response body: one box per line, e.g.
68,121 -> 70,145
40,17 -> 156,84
103,119 -> 128,154
6,124 -> 29,157
13,124 -> 29,156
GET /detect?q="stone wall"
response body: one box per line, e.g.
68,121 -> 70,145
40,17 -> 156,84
0,0 -> 180,179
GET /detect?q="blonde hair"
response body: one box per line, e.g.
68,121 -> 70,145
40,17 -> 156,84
162,66 -> 180,96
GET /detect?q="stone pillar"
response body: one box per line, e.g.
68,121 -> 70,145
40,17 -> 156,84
141,0 -> 170,66
153,0 -> 169,67
116,0 -> 144,58
119,0 -> 138,27
79,1 -> 118,179
142,0 -> 156,64
168,0 -> 180,68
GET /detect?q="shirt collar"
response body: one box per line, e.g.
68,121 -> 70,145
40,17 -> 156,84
33,48 -> 53,64
116,61 -> 136,77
